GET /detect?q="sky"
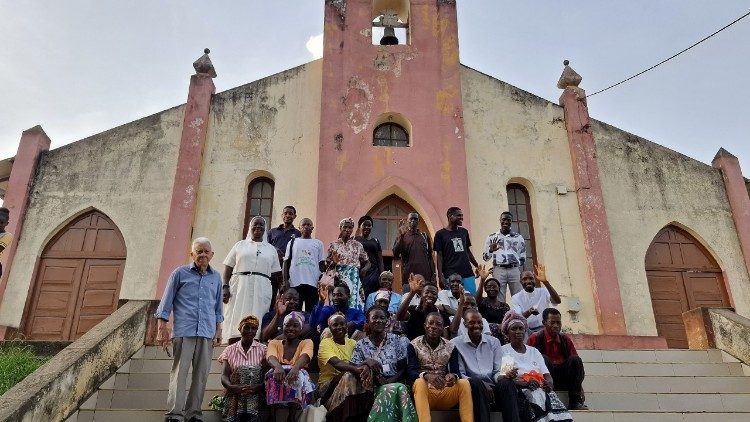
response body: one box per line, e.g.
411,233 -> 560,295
1,1 -> 749,170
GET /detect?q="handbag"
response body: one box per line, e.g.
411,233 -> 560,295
299,399 -> 327,422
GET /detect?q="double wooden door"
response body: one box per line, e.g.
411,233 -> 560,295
646,226 -> 729,348
25,212 -> 126,340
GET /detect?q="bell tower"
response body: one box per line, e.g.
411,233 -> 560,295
316,0 -> 470,243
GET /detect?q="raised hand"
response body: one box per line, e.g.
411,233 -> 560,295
276,296 -> 288,315
489,238 -> 500,253
475,264 -> 490,280
408,273 -> 422,294
398,218 -> 409,236
534,263 -> 546,282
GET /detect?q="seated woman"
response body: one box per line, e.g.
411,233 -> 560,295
218,315 -> 267,422
476,265 -> 511,342
350,306 -> 417,422
500,312 -> 573,422
317,313 -> 372,421
372,290 -> 405,334
265,311 -> 316,422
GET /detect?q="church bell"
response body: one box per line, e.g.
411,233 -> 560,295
379,27 -> 399,45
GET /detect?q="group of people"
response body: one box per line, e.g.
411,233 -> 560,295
155,206 -> 587,422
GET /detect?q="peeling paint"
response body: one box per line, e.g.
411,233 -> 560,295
335,150 -> 348,171
334,133 -> 344,151
343,76 -> 373,134
360,28 -> 371,37
372,48 -> 418,77
436,85 -> 458,116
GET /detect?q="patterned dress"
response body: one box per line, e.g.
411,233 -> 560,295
328,238 -> 369,310
218,341 -> 267,421
351,333 -> 417,422
264,339 -> 316,408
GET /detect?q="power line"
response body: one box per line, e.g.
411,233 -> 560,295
587,10 -> 750,98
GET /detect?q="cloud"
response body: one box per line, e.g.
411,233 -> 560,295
306,33 -> 324,60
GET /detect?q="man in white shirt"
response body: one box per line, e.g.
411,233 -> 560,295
283,218 -> 326,311
482,211 -> 526,303
437,273 -> 463,316
510,265 -> 561,333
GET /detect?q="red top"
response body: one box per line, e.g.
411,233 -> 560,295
527,328 -> 578,365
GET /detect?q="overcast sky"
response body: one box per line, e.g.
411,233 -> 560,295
2,1 -> 748,170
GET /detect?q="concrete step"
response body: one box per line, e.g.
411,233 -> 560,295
584,361 -> 744,376
578,349 -> 728,363
583,375 -> 750,393
569,411 -> 750,422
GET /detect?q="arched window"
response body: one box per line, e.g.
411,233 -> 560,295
373,123 -> 409,147
506,184 -> 537,272
244,177 -> 274,238
371,1 -> 410,45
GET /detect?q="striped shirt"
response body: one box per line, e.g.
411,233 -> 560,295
218,340 -> 267,370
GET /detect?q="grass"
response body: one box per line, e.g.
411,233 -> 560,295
0,345 -> 48,395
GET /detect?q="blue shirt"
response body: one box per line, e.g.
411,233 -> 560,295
364,290 -> 403,313
310,302 -> 365,331
155,263 -> 224,339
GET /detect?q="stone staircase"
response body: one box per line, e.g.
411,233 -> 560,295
64,346 -> 750,422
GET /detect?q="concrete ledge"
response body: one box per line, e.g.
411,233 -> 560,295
0,341 -> 72,356
570,334 -> 668,350
686,307 -> 750,365
0,300 -> 150,422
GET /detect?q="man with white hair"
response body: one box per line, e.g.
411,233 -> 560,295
155,237 -> 224,422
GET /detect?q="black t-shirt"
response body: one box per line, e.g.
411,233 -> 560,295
355,236 -> 382,274
478,301 -> 510,324
434,227 -> 473,278
404,305 -> 450,340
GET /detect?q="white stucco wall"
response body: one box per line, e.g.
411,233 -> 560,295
594,121 -> 750,336
0,107 -> 184,327
192,61 -> 322,264
460,66 -> 599,334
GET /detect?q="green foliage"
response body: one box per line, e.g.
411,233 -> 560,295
0,346 -> 48,395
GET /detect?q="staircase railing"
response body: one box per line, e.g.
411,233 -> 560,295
684,306 -> 750,365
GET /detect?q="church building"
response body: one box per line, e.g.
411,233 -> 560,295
1,0 -> 749,350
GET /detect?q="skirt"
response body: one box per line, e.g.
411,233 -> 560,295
223,273 -> 272,341
265,366 -> 315,409
368,382 -> 417,422
336,265 -> 365,311
518,388 -> 573,422
319,372 -> 372,420
223,365 -> 262,421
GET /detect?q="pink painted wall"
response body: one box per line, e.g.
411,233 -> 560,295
155,74 -> 215,297
559,88 -> 627,335
712,150 -> 750,281
316,0 -> 470,244
0,126 -> 51,338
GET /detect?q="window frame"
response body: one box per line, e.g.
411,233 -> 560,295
243,177 -> 275,239
373,122 -> 409,147
506,183 -> 537,272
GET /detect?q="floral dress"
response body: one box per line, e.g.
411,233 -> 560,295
329,238 -> 369,310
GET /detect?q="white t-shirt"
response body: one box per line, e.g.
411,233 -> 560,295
511,287 -> 552,329
449,315 -> 491,337
500,343 -> 549,376
284,238 -> 325,288
437,290 -> 460,314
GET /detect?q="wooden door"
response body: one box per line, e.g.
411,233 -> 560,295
645,226 -> 729,348
368,195 -> 430,293
25,211 -> 126,340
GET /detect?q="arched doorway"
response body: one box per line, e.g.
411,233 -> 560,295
367,195 -> 430,293
24,211 -> 126,340
645,225 -> 729,348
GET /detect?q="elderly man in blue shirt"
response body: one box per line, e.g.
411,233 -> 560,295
155,237 -> 224,422
452,308 -> 521,422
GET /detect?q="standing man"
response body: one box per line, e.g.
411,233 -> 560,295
0,207 -> 12,278
528,308 -> 588,410
434,207 -> 479,295
511,265 -> 561,333
393,212 -> 435,292
268,206 -> 302,309
155,238 -> 223,422
482,211 -> 526,303
283,217 -> 326,311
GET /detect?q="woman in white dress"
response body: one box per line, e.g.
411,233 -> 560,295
223,216 -> 282,343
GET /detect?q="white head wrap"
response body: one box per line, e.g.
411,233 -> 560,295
247,216 -> 269,243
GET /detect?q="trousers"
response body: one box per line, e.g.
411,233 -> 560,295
544,355 -> 586,406
467,377 -> 521,422
492,266 -> 522,303
413,378 -> 473,422
166,336 -> 213,421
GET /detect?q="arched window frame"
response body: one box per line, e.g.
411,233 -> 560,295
373,122 -> 409,147
506,183 -> 537,272
243,177 -> 275,238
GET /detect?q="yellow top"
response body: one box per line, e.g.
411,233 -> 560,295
0,232 -> 12,260
317,336 -> 357,385
266,338 -> 314,366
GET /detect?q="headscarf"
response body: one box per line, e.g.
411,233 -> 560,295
247,216 -> 269,243
237,314 -> 259,332
375,290 -> 390,302
339,217 -> 354,229
501,311 -> 528,336
327,312 -> 346,327
283,310 -> 306,327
